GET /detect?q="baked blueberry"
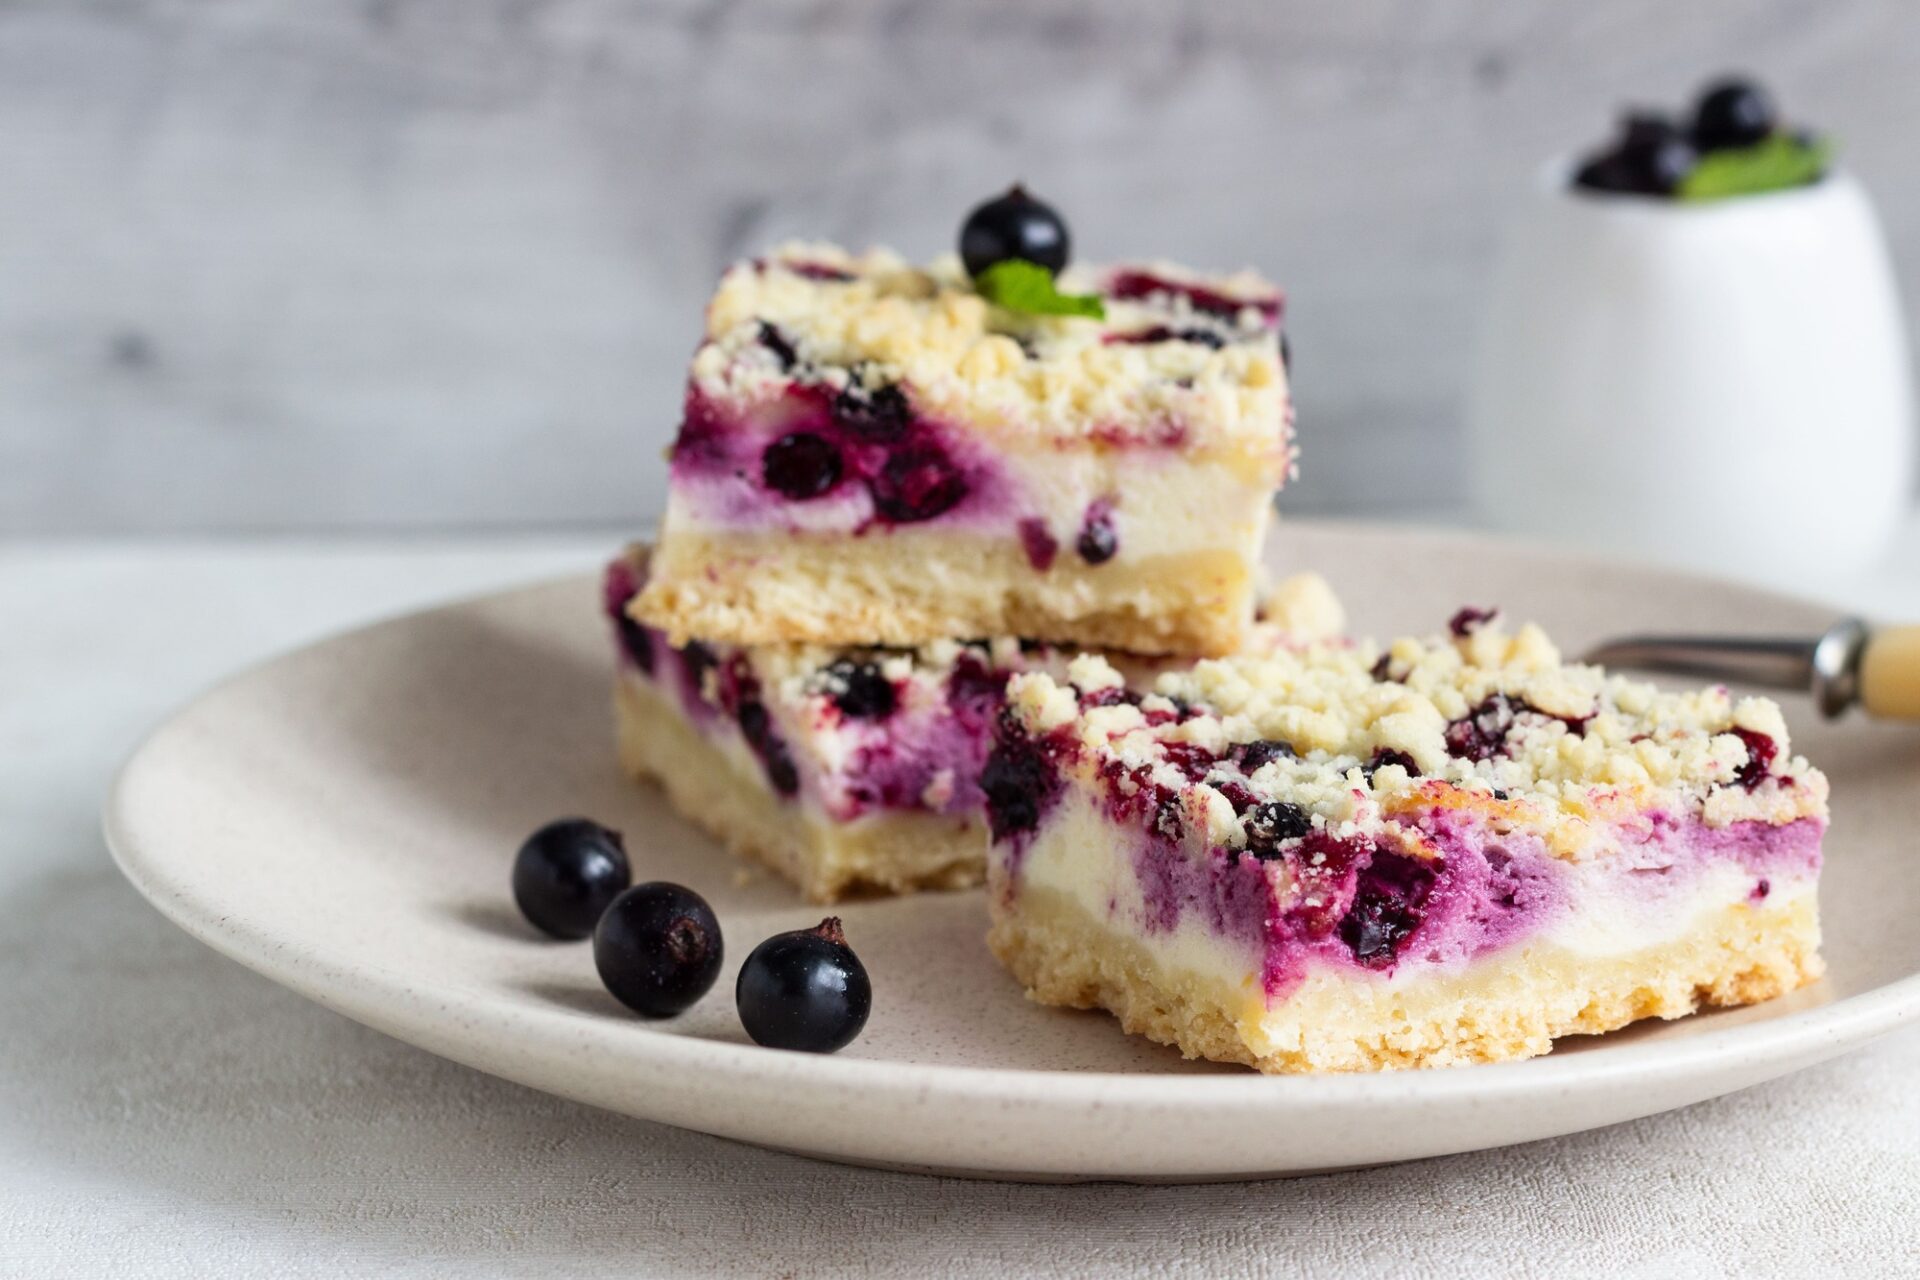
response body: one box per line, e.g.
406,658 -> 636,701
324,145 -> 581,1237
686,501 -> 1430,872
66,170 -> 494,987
1158,740 -> 1220,782
735,698 -> 802,795
1242,800 -> 1312,858
1444,693 -> 1517,763
1363,748 -> 1421,781
1075,501 -> 1118,565
735,917 -> 871,1053
959,185 -> 1070,278
761,741 -> 801,796
756,321 -> 799,370
1236,739 -> 1297,772
593,882 -> 724,1017
1017,518 -> 1059,571
511,818 -> 631,940
615,614 -> 654,674
982,736 -> 1055,840
762,432 -> 843,500
1733,726 -> 1778,790
1693,77 -> 1776,150
735,698 -> 774,748
869,445 -> 968,523
826,658 -> 896,719
831,380 -> 913,440
1214,780 -> 1259,816
679,640 -> 719,695
1448,605 -> 1498,638
1337,849 -> 1438,967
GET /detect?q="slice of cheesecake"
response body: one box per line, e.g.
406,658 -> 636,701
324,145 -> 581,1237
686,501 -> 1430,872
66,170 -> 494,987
985,608 -> 1826,1072
632,243 -> 1292,657
607,545 -> 1342,902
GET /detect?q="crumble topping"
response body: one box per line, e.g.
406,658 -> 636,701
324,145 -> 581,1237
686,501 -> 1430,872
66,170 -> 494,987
705,607 -> 1323,716
1257,571 -> 1345,642
1005,614 -> 1829,860
691,242 -> 1289,457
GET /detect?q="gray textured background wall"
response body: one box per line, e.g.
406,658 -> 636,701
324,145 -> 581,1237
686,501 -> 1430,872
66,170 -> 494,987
5,0 -> 1918,534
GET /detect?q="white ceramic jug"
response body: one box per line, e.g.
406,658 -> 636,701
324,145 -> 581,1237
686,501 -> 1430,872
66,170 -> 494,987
1469,168 -> 1914,585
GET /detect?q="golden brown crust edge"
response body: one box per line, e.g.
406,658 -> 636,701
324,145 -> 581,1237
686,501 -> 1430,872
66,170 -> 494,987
987,886 -> 1823,1074
633,539 -> 1257,656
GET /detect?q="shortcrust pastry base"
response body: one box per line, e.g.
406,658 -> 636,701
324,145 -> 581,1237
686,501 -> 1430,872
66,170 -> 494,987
634,531 -> 1259,656
987,883 -> 1823,1073
616,675 -> 984,902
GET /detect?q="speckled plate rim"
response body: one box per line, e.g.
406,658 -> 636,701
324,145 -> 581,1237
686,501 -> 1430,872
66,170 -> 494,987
102,523 -> 1920,1180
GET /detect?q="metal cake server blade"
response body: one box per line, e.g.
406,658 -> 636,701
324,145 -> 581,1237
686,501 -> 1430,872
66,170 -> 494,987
1584,618 -> 1920,721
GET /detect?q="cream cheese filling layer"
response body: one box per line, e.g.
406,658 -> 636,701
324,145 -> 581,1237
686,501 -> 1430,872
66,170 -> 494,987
1000,789 -> 1267,1000
998,788 -> 1820,1011
662,443 -> 1278,563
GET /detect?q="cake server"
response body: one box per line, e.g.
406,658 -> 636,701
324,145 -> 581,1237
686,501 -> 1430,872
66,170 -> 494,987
1584,619 -> 1920,721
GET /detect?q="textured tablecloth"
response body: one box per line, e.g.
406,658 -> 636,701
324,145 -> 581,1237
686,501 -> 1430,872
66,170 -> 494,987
5,534 -> 1919,1278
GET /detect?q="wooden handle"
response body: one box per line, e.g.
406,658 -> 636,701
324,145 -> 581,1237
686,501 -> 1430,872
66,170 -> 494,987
1860,626 -> 1920,721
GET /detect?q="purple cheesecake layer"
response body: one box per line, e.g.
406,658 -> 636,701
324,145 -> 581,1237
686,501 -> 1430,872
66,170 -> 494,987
824,706 -> 987,820
668,383 -> 1017,532
606,557 -> 1032,824
1631,808 -> 1825,880
1114,806 -> 1823,1001
1092,819 -> 1562,1000
608,559 -> 802,797
819,651 -> 1011,822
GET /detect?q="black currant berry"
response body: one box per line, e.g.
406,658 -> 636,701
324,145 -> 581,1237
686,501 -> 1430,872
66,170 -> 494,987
1693,77 -> 1776,151
511,818 -> 631,940
593,882 -> 724,1017
735,917 -> 872,1053
960,185 -> 1070,278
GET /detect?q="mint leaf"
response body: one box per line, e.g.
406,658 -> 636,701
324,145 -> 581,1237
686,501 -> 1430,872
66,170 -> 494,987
1679,133 -> 1832,201
974,259 -> 1106,319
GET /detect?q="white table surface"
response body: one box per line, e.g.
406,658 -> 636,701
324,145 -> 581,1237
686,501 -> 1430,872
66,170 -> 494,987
6,524 -> 1920,1278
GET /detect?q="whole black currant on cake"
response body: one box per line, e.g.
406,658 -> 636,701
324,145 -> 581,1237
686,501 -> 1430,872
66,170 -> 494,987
593,882 -> 724,1017
1693,77 -> 1776,151
511,817 -> 631,940
735,917 -> 871,1053
960,185 -> 1070,278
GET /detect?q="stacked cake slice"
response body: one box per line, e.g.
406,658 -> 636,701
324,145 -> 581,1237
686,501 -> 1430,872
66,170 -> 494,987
613,225 -> 1296,903
633,241 -> 1292,656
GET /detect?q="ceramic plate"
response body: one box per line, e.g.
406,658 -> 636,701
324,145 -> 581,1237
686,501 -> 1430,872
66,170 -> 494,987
104,524 -> 1920,1182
